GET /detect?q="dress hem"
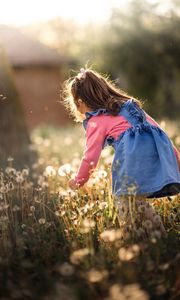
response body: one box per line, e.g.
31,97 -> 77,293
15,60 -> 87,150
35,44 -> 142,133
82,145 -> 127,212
113,178 -> 180,197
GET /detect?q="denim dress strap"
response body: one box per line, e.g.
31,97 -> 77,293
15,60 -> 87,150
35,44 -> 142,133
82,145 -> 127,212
119,99 -> 146,126
116,99 -> 162,139
104,99 -> 155,149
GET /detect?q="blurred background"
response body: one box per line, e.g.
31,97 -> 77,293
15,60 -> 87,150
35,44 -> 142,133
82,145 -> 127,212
0,0 -> 180,168
1,3 -> 180,299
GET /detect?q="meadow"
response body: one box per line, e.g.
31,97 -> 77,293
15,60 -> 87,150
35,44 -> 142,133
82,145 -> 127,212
0,120 -> 179,300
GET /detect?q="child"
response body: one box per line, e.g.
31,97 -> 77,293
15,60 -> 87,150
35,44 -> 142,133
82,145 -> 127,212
64,68 -> 180,200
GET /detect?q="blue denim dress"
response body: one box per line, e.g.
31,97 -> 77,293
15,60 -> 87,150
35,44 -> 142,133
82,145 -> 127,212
83,99 -> 180,198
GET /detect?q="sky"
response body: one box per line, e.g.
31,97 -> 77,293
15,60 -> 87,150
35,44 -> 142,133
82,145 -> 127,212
0,0 -> 126,26
0,0 -> 173,26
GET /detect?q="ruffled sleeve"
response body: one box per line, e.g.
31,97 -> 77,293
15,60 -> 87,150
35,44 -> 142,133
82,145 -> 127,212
74,116 -> 107,187
83,108 -> 108,130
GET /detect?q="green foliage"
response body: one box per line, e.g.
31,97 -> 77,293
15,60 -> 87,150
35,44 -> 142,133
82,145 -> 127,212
99,0 -> 180,118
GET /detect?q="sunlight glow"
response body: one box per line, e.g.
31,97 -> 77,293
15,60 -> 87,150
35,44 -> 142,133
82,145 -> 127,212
0,0 -> 128,26
0,0 -> 173,27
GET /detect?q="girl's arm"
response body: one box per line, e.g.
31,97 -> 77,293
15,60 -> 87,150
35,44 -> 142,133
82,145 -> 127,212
145,113 -> 180,171
72,118 -> 107,188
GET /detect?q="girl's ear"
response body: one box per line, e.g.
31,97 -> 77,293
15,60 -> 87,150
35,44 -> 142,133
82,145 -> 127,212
75,99 -> 82,108
76,99 -> 83,107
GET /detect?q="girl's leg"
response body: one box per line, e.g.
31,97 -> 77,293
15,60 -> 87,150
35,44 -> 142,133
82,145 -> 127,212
114,196 -> 131,225
114,195 -> 138,237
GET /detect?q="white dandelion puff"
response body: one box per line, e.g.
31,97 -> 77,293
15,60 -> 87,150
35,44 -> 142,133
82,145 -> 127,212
58,164 -> 71,176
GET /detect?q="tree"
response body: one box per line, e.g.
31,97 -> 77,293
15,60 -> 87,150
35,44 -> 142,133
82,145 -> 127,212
100,0 -> 180,118
0,44 -> 36,169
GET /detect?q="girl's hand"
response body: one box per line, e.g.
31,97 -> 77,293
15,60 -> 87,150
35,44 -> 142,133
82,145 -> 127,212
69,179 -> 79,190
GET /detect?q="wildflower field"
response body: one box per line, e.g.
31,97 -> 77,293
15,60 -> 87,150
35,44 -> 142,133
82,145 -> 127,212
0,120 -> 180,300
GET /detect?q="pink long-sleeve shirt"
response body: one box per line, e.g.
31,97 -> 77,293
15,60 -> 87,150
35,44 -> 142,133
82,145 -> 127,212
74,113 -> 180,187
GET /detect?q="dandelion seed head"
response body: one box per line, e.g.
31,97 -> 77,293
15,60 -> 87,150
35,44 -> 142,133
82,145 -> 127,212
160,120 -> 166,129
127,185 -> 137,195
38,218 -> 46,224
100,229 -> 122,242
32,163 -> 38,169
7,156 -> 14,162
99,201 -> 108,209
82,218 -> 95,229
97,170 -> 108,178
123,284 -> 150,299
82,204 -> 89,214
136,228 -> 145,238
55,211 -> 60,216
0,203 -> 9,211
153,215 -> 162,224
21,224 -> 26,229
73,219 -> 78,226
156,284 -> 166,295
44,165 -> 56,176
0,186 -> 6,193
151,230 -> 161,239
143,220 -> 153,230
43,139 -> 50,147
138,205 -> 146,213
8,182 -> 14,190
71,158 -> 80,166
0,216 -> 9,223
70,248 -> 91,265
175,135 -> 180,145
109,284 -> 123,300
118,247 -> 135,261
34,136 -> 43,145
5,167 -> 16,175
41,181 -> 49,189
151,237 -> 157,244
13,205 -> 20,212
87,269 -> 108,283
58,262 -> 75,276
159,263 -> 170,271
104,157 -> 112,165
131,244 -> 140,254
101,147 -> 112,158
58,164 -> 71,176
38,158 -> 45,165
144,207 -> 154,219
22,168 -> 29,177
16,175 -> 24,183
30,206 -> 35,212
86,178 -> 94,187
64,137 -> 73,145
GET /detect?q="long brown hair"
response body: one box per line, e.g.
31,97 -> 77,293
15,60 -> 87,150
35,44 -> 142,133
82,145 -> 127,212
62,68 -> 141,121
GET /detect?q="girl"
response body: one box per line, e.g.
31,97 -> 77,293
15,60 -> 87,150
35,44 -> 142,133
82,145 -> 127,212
64,68 -> 180,200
